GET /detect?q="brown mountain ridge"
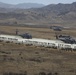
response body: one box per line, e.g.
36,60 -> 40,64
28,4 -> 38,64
0,2 -> 76,27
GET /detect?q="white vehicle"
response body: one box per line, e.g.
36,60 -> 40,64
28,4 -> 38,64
0,34 -> 76,50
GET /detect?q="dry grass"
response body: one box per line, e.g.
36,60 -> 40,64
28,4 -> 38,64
0,25 -> 76,75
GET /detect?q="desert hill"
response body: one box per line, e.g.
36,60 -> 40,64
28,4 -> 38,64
0,2 -> 76,27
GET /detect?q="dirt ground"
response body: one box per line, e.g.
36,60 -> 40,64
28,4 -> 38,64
0,25 -> 76,75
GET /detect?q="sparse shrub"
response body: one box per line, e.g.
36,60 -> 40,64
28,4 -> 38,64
29,58 -> 41,63
47,72 -> 52,75
39,72 -> 46,75
3,72 -> 27,75
8,72 -> 12,75
54,72 -> 59,75
9,57 -> 15,61
23,71 -> 27,75
35,52 -> 39,54
3,72 -> 8,75
21,57 -> 23,59
69,69 -> 75,72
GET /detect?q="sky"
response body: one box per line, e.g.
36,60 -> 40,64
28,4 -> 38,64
0,0 -> 76,5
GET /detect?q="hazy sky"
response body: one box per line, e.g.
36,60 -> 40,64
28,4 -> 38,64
0,0 -> 76,5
